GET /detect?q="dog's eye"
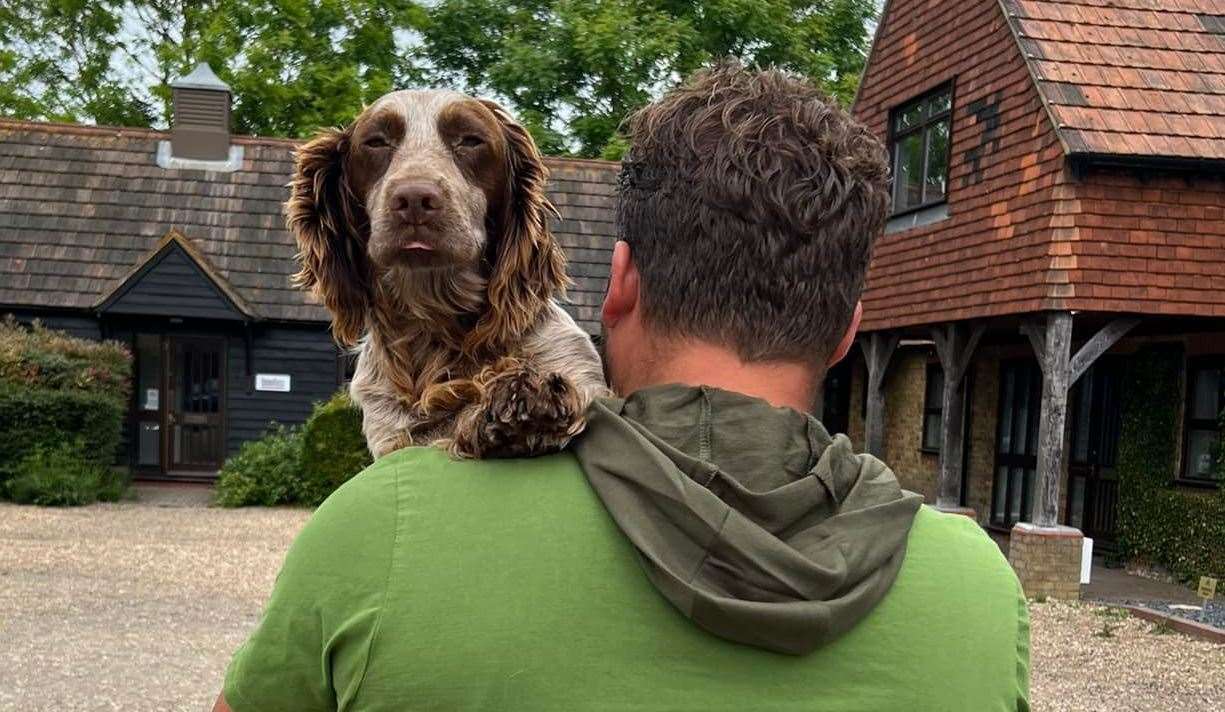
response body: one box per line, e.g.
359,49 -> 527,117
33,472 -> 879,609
363,135 -> 390,149
457,135 -> 485,150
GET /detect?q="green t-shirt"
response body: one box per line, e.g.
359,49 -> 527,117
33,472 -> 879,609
224,447 -> 1029,711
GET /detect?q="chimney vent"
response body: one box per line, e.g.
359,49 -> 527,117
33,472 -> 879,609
170,63 -> 231,161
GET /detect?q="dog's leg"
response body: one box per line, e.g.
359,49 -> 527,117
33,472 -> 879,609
447,358 -> 586,459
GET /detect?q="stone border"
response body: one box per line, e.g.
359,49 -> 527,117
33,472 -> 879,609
1113,604 -> 1225,645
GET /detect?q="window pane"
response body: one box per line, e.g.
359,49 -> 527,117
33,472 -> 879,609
1190,367 -> 1221,420
923,119 -> 950,203
1071,376 -> 1093,463
1185,429 -> 1220,479
923,413 -> 943,450
894,132 -> 924,211
894,102 -> 925,133
1008,467 -> 1025,523
992,466 -> 1009,525
928,89 -> 952,116
925,367 -> 944,407
1067,475 -> 1085,529
136,334 -> 161,412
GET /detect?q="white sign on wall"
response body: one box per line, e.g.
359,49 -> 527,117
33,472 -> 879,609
255,373 -> 292,392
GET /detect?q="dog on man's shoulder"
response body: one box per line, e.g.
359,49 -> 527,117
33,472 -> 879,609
286,89 -> 607,459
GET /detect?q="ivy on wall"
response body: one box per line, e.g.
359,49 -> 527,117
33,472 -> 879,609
1115,345 -> 1225,582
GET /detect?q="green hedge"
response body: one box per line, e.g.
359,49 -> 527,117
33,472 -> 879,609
0,317 -> 130,496
215,391 -> 371,507
1115,345 -> 1225,582
0,316 -> 130,400
299,392 -> 371,506
0,384 -> 126,485
7,441 -> 128,506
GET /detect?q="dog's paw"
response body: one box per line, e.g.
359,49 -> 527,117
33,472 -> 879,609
451,365 -> 584,459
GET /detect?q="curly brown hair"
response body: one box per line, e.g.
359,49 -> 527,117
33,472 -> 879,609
617,61 -> 891,362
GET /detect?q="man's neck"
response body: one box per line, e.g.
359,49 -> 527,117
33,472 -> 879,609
632,341 -> 821,414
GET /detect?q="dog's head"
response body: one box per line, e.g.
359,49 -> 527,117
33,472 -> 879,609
287,90 -> 567,350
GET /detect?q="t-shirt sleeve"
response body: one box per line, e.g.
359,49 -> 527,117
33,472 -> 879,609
223,465 -> 398,712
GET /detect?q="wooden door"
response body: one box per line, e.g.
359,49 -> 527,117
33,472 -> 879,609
168,337 -> 226,472
1067,359 -> 1121,544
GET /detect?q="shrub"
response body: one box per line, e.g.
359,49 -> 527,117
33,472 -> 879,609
214,424 -> 304,507
0,383 -> 126,485
6,442 -> 129,506
0,316 -> 130,400
298,392 -> 371,506
0,318 -> 130,491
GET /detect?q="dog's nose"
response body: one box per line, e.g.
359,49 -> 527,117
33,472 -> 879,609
391,182 -> 442,225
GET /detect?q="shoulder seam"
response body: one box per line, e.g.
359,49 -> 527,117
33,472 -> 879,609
348,456 -> 401,707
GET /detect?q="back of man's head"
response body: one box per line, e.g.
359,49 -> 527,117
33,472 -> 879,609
617,61 -> 891,364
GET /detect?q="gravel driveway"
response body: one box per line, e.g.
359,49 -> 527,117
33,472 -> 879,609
0,499 -> 311,712
1,498 -> 1221,711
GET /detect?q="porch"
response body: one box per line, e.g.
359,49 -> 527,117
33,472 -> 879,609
829,311 -> 1225,597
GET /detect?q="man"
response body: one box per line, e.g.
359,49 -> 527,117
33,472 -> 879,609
216,63 -> 1029,711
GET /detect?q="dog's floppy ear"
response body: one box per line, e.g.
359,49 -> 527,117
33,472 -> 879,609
286,127 -> 373,347
464,100 -> 568,354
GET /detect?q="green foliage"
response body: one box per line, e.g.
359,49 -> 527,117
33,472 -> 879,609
214,391 -> 371,507
1,0 -> 877,154
298,391 -> 371,506
0,318 -> 130,489
0,0 -> 425,137
426,0 -> 879,156
6,441 -> 129,506
0,316 -> 131,400
214,423 -> 304,507
1115,346 -> 1225,582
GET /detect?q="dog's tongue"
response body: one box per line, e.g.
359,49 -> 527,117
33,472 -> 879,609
402,241 -> 434,251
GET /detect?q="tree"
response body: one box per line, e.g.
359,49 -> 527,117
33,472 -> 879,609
0,0 -> 877,153
424,0 -> 879,157
0,0 -> 426,137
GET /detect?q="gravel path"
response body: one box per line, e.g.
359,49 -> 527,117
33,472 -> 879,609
1029,600 -> 1224,711
1,500 -> 1221,711
0,500 -> 311,712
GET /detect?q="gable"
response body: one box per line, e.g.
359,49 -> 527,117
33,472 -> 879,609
97,235 -> 252,321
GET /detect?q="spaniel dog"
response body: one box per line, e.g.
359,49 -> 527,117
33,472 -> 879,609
287,90 -> 607,459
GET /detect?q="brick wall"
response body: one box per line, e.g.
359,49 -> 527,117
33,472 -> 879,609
1008,524 -> 1083,600
852,0 -> 1070,331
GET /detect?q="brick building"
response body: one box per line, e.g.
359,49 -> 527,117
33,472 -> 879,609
842,0 -> 1225,597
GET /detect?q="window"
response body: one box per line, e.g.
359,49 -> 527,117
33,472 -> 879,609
1183,358 -> 1224,482
921,363 -> 944,452
990,359 -> 1042,528
889,84 -> 952,214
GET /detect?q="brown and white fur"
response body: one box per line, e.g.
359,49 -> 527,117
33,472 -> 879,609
287,89 -> 606,459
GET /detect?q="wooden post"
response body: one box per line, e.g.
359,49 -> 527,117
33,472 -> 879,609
1029,312 -> 1072,527
862,331 -> 899,458
1022,313 -> 1140,527
931,322 -> 985,510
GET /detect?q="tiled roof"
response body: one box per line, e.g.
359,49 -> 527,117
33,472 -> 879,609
0,119 -> 618,332
1000,0 -> 1225,162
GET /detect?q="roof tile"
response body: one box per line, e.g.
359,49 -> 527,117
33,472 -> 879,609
0,120 -> 620,332
1004,0 -> 1225,162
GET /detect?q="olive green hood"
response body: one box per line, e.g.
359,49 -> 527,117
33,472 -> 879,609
572,384 -> 922,656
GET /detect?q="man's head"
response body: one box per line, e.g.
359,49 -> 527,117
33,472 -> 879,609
601,61 -> 891,402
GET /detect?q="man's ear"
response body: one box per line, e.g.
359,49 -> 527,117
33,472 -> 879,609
602,241 -> 639,329
827,301 -> 862,367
